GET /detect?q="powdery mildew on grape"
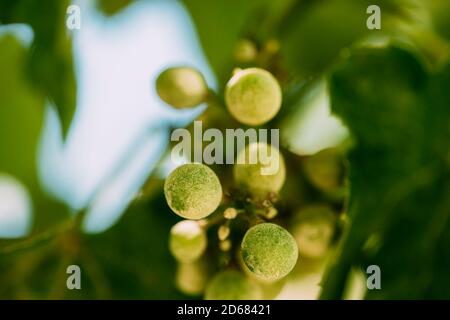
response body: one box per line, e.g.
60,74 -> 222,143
164,163 -> 222,219
241,223 -> 298,281
225,68 -> 282,125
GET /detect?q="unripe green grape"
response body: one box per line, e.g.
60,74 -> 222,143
156,67 -> 208,108
241,223 -> 298,282
204,270 -> 262,300
169,220 -> 207,263
238,249 -> 286,300
290,205 -> 336,259
176,260 -> 209,296
302,148 -> 344,193
164,163 -> 222,219
225,68 -> 282,125
233,142 -> 286,196
233,39 -> 257,63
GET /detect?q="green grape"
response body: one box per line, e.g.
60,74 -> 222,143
233,142 -> 286,196
233,39 -> 257,63
290,205 -> 336,259
169,220 -> 207,263
176,260 -> 209,296
238,249 -> 286,299
302,148 -> 344,193
156,67 -> 208,108
241,223 -> 298,281
225,68 -> 282,125
164,163 -> 222,219
204,270 -> 262,300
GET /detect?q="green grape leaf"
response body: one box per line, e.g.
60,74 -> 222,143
0,1 -> 77,138
320,46 -> 450,299
277,0 -> 413,78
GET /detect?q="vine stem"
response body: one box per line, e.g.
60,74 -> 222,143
0,122 -> 170,257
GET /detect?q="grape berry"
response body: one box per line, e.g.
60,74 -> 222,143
157,53 -> 339,299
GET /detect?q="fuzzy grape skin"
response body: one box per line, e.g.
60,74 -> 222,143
204,270 -> 262,300
164,164 -> 222,219
241,223 -> 298,282
225,68 -> 282,125
156,67 -> 208,108
233,142 -> 286,196
169,220 -> 207,263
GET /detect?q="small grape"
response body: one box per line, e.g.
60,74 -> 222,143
233,39 -> 257,63
169,220 -> 207,263
218,225 -> 230,241
302,148 -> 344,193
176,260 -> 209,296
241,223 -> 298,282
219,239 -> 232,252
223,207 -> 238,219
156,67 -> 208,108
164,163 -> 222,219
204,270 -> 262,300
290,205 -> 336,259
225,68 -> 282,125
233,142 -> 286,196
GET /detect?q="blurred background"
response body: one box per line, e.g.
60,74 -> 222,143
0,0 -> 449,299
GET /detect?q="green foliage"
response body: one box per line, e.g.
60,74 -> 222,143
0,1 -> 77,137
0,35 -> 69,234
1,0 -> 449,301
320,46 -> 450,299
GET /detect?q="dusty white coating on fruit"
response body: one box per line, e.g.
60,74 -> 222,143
169,220 -> 207,263
204,270 -> 262,300
241,223 -> 298,281
225,68 -> 282,125
164,163 -> 222,219
233,142 -> 286,196
156,67 -> 208,108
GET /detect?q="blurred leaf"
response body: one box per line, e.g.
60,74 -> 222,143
0,34 -> 69,235
320,46 -> 450,299
277,0 -> 415,78
0,0 -> 77,137
428,0 -> 450,42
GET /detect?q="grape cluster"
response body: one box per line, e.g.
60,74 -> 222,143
155,39 -> 341,300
